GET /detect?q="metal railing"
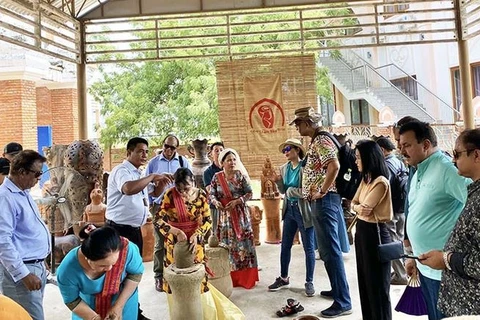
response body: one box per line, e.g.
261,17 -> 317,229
332,50 -> 436,121
340,49 -> 459,120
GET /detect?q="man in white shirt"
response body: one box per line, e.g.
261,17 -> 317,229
105,137 -> 172,320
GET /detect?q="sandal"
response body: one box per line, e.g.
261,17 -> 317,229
276,299 -> 304,317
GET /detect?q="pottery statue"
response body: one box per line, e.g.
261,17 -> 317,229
188,138 -> 211,189
82,182 -> 106,226
249,205 -> 263,246
260,157 -> 282,244
164,241 -> 205,320
205,235 -> 233,298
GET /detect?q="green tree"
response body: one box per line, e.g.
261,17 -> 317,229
90,59 -> 218,147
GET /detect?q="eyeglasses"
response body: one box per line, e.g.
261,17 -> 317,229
282,145 -> 293,153
27,169 -> 43,178
164,144 -> 177,151
453,149 -> 473,160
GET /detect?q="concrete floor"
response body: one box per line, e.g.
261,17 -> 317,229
44,222 -> 427,320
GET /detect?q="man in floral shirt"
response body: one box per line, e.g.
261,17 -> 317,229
291,107 -> 352,318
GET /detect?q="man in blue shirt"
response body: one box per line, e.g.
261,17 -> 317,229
0,150 -> 50,320
399,121 -> 470,320
145,134 -> 191,291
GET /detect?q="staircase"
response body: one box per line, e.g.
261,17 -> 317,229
318,51 -> 457,123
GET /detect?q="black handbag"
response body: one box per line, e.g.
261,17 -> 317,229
377,223 -> 404,263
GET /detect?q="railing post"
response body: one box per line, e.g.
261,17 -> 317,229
364,65 -> 368,89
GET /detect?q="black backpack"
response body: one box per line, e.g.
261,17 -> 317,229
385,158 -> 408,213
312,130 -> 362,200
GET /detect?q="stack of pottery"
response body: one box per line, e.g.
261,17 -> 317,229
205,235 -> 233,297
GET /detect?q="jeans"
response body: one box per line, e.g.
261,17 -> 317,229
280,200 -> 315,283
312,192 -> 351,309
419,272 -> 445,320
0,262 -> 47,320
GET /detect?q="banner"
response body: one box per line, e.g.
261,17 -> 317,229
244,75 -> 287,153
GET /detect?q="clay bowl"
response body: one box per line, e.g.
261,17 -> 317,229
293,315 -> 321,320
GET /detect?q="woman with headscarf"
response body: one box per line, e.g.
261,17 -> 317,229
209,148 -> 259,289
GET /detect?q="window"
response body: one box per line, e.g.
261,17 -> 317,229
350,99 -> 370,125
451,63 -> 480,120
391,75 -> 418,100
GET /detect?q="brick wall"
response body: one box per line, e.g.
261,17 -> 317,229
51,88 -> 79,144
36,87 -> 52,126
0,80 -> 38,150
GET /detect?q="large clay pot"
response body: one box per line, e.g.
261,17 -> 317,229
141,219 -> 155,262
188,139 -> 211,189
262,198 -> 282,244
206,243 -> 233,298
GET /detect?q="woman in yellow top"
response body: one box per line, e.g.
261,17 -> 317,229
153,167 -> 212,293
352,140 -> 393,320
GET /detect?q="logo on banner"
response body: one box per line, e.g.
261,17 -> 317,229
248,98 -> 285,133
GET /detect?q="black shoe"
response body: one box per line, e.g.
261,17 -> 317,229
268,277 -> 290,291
320,290 -> 333,297
320,303 -> 352,318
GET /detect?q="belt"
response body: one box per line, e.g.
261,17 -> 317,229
287,200 -> 298,206
23,258 -> 45,264
106,220 -> 141,230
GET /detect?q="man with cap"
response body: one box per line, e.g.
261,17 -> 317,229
292,107 -> 352,318
3,143 -> 23,162
375,137 -> 408,285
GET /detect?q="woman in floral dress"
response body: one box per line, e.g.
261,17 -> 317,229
209,148 -> 259,289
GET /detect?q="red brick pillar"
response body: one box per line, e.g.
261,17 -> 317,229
51,88 -> 79,144
36,87 -> 53,126
0,80 -> 38,150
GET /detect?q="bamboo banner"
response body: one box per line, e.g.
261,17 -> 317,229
244,75 -> 287,153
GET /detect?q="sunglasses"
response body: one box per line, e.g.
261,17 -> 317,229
27,169 -> 43,178
282,145 -> 293,153
453,149 -> 473,160
164,144 -> 177,151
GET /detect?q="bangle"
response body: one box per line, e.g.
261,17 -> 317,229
443,251 -> 452,271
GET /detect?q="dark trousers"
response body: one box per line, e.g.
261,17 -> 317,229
105,220 -> 143,256
419,272 -> 445,320
355,219 -> 392,320
105,220 -> 146,320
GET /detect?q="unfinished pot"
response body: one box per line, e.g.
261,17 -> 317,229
206,243 -> 233,298
173,241 -> 195,269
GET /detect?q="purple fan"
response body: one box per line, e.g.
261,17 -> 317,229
395,274 -> 428,316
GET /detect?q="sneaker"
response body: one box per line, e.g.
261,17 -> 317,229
320,290 -> 333,298
305,282 -> 315,297
320,303 -> 352,318
268,277 -> 290,291
155,278 -> 163,292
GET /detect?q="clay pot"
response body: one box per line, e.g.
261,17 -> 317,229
207,235 -> 219,247
188,138 -> 211,189
293,315 -> 321,320
141,219 -> 155,262
261,198 -> 282,244
173,241 -> 195,269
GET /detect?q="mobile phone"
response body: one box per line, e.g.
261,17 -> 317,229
402,254 -> 423,260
